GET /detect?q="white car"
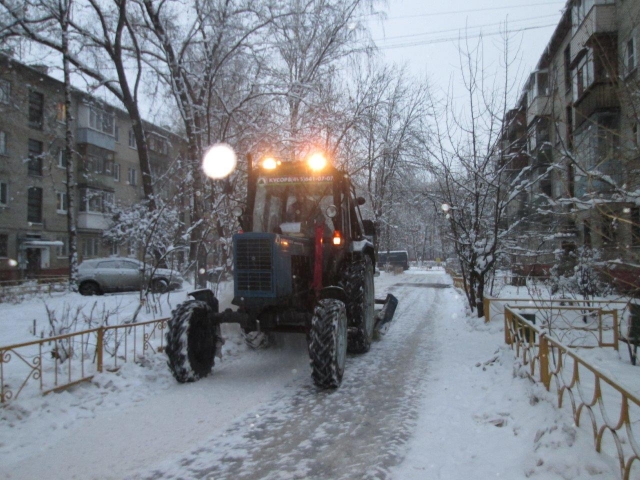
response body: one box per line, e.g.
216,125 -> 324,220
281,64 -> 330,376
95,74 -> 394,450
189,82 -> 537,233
77,258 -> 183,295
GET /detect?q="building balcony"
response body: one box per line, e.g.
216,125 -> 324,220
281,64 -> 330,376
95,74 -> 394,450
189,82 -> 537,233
77,175 -> 114,192
526,95 -> 551,126
573,83 -> 619,127
76,128 -> 115,152
77,212 -> 111,231
571,3 -> 616,62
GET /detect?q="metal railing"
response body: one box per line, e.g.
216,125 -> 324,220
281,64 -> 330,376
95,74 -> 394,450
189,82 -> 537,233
0,276 -> 69,303
445,268 -> 466,291
505,306 -> 640,480
0,317 -> 167,403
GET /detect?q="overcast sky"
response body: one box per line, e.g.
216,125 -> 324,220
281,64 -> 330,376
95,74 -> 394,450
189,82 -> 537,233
367,0 -> 567,104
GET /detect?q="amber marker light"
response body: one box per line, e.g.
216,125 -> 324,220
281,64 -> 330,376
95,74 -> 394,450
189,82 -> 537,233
262,157 -> 279,170
332,231 -> 342,245
307,152 -> 328,171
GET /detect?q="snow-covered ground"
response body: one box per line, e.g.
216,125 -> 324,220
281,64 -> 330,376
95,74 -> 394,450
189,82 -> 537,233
0,269 -> 634,479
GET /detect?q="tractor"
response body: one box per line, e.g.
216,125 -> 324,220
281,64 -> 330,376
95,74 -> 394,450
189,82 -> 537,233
165,152 -> 398,388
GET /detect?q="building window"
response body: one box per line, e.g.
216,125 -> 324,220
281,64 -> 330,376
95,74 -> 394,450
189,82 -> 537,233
109,241 -> 119,256
566,105 -> 573,151
0,130 -> 6,155
56,236 -> 68,257
79,188 -> 113,213
128,129 -> 137,149
0,233 -> 7,257
632,208 -> 640,247
113,163 -> 120,181
128,167 -> 137,186
28,91 -> 44,129
573,51 -> 593,101
89,107 -> 115,135
104,192 -> 114,212
94,155 -> 104,174
27,187 -> 43,223
82,237 -> 100,257
626,37 -> 636,74
56,102 -> 66,123
57,148 -> 67,168
84,155 -> 113,175
115,126 -> 120,142
563,46 -> 571,92
127,240 -> 136,257
0,181 -> 7,206
0,79 -> 10,104
28,139 -> 43,176
148,135 -> 169,155
56,192 -> 68,213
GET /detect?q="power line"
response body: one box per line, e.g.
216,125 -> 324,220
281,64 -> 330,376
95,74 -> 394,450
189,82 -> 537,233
377,23 -> 558,50
369,1 -> 566,21
373,13 -> 561,43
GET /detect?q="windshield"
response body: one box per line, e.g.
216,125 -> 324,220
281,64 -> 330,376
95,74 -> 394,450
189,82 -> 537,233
252,175 -> 336,235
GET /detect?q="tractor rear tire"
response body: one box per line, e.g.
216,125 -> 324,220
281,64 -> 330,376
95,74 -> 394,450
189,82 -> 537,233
309,298 -> 348,389
341,256 -> 375,353
165,300 -> 216,383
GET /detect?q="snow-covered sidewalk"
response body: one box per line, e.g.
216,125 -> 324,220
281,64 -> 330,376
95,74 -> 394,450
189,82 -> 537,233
394,292 -> 616,479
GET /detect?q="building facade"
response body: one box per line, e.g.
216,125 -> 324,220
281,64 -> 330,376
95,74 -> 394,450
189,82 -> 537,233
0,55 -> 185,281
502,0 -> 640,291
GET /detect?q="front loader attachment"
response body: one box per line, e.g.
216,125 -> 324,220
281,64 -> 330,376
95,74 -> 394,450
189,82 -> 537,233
374,294 -> 398,337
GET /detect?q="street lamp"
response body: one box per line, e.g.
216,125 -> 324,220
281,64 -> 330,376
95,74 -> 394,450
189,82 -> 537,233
441,203 -> 452,219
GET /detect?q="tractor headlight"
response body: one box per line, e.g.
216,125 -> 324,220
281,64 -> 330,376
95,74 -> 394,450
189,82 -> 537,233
202,143 -> 237,179
232,206 -> 244,217
325,205 -> 338,218
262,157 -> 279,170
307,153 -> 328,171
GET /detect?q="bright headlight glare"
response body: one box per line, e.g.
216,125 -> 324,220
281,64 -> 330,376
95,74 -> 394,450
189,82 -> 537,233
307,153 -> 328,171
262,157 -> 278,170
202,143 -> 237,179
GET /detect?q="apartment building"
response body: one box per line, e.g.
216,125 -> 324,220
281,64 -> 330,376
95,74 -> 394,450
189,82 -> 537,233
502,0 -> 640,290
0,55 -> 185,281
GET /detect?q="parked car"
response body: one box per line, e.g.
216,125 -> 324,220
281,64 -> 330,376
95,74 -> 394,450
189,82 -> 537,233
77,257 -> 184,296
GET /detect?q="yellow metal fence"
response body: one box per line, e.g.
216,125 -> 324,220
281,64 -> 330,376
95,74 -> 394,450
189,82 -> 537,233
505,306 -> 640,480
0,318 -> 167,403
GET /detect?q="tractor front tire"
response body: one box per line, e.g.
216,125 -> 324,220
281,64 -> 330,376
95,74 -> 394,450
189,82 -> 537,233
309,298 -> 348,389
341,256 -> 375,353
165,300 -> 216,383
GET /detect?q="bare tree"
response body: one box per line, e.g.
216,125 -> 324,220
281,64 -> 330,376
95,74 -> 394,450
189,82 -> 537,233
427,34 -> 530,318
0,0 -> 160,210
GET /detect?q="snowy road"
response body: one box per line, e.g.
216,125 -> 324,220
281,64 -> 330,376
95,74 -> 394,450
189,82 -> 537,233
138,271 -> 443,480
1,270 -> 449,480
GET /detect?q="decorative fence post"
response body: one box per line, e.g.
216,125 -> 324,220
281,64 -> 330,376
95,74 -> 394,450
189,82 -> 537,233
96,326 -> 104,373
539,333 -> 551,390
613,310 -> 619,352
484,297 -> 490,324
505,308 -> 513,345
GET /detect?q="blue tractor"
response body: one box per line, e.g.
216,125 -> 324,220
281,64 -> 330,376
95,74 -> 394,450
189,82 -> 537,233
165,154 -> 397,388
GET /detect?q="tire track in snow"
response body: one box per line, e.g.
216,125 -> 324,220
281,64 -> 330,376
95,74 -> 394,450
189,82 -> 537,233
136,272 -> 447,480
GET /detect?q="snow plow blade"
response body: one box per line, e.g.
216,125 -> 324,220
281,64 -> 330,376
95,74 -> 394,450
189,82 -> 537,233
374,294 -> 398,337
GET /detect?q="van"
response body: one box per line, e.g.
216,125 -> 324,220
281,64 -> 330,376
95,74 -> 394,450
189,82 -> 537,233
377,250 -> 409,270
